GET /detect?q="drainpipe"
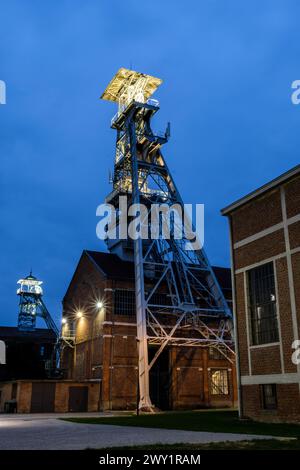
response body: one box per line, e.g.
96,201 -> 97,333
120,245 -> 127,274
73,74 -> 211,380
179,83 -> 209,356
109,334 -> 114,410
228,216 -> 243,419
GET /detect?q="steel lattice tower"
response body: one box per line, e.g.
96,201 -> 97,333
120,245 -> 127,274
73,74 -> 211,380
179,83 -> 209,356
101,68 -> 234,410
17,272 -> 58,336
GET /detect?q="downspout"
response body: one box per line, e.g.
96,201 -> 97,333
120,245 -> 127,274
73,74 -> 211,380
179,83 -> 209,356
109,292 -> 114,410
228,215 -> 243,419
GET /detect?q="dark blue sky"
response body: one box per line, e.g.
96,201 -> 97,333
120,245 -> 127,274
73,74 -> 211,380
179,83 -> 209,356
1,0 -> 299,326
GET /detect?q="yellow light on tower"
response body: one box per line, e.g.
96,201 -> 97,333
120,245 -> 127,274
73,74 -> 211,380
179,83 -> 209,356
101,68 -> 162,107
76,311 -> 83,319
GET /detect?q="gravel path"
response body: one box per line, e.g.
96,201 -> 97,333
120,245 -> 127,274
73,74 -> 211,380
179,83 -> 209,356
0,416 -> 275,449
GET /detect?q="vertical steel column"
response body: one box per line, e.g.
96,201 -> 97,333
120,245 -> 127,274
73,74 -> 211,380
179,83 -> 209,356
128,116 -> 153,410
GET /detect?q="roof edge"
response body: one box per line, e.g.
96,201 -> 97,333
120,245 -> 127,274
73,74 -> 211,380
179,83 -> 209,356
221,164 -> 300,216
84,250 -> 108,279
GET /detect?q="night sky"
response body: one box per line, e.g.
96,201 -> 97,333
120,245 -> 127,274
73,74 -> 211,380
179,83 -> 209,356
1,0 -> 299,326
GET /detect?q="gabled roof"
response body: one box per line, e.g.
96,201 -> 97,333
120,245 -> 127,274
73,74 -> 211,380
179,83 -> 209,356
221,164 -> 300,216
85,250 -> 134,280
85,250 -> 231,289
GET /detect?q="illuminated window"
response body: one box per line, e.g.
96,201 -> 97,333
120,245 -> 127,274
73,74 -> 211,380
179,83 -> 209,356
210,369 -> 229,395
248,262 -> 278,345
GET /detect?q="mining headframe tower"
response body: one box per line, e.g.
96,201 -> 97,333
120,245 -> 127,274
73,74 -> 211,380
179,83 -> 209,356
101,68 -> 234,411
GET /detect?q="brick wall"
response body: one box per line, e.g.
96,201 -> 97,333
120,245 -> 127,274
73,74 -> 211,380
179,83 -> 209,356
235,272 -> 249,375
0,382 -> 13,411
18,382 -> 32,413
289,221 -> 300,249
234,230 -> 285,270
61,252 -> 235,411
292,251 -> 300,340
276,257 -> 297,373
250,346 -> 281,375
231,189 -> 282,244
285,175 -> 300,218
242,383 -> 300,423
0,380 -> 101,413
228,171 -> 300,423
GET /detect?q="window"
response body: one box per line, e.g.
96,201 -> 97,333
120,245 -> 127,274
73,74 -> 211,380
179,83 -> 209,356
210,369 -> 229,395
209,347 -> 224,360
248,262 -> 279,345
261,384 -> 277,410
114,289 -> 136,316
114,290 -> 169,316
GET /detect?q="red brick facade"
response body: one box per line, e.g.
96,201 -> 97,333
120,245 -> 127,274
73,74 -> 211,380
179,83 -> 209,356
0,380 -> 100,413
223,166 -> 300,423
60,251 -> 237,411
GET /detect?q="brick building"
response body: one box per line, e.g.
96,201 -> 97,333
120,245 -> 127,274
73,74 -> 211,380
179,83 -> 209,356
0,327 -> 56,381
0,379 -> 100,413
0,327 -> 100,413
61,250 -> 237,411
222,164 -> 300,422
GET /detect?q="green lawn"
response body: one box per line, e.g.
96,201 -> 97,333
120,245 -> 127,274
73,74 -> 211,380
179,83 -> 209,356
63,409 -> 300,438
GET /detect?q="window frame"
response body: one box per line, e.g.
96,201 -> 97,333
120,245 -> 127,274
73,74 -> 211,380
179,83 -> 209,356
261,384 -> 277,410
210,369 -> 229,396
114,289 -> 136,316
247,261 -> 279,346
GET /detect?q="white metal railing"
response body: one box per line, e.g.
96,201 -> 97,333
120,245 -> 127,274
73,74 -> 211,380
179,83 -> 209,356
111,111 -> 121,126
155,130 -> 165,138
111,99 -> 160,126
61,330 -> 76,341
146,98 -> 159,107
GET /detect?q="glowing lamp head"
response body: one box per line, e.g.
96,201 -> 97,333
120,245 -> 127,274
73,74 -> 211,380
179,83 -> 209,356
96,301 -> 103,309
17,272 -> 43,296
61,317 -> 67,324
76,311 -> 83,319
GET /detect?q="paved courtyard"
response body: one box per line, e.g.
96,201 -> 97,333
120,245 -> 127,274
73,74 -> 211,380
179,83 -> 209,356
0,414 -> 276,450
